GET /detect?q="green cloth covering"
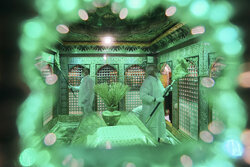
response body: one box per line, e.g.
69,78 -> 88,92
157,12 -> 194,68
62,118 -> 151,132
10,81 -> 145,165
86,125 -> 155,147
71,111 -> 158,147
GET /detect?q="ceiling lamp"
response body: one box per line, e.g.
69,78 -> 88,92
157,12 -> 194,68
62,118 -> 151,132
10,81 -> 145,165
102,36 -> 114,45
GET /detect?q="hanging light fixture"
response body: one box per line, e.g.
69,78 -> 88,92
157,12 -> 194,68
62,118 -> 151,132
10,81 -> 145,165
102,36 -> 114,45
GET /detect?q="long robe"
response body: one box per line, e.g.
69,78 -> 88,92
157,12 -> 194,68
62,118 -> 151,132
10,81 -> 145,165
78,75 -> 94,114
139,75 -> 166,139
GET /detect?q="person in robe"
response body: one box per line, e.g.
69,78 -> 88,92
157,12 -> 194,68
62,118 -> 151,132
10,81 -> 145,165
69,68 -> 94,115
139,64 -> 166,142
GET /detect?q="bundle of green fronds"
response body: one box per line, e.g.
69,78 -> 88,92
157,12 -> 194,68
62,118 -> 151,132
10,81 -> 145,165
172,58 -> 189,80
94,82 -> 130,111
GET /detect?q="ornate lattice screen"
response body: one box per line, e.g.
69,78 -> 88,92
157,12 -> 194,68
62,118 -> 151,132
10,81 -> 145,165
124,65 -> 145,111
178,56 -> 199,140
96,65 -> 118,112
68,65 -> 85,115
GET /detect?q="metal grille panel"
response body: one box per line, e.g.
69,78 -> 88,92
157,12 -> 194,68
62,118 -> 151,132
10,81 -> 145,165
178,57 -> 199,140
96,65 -> 118,84
124,65 -> 145,111
96,65 -> 118,112
68,65 -> 84,115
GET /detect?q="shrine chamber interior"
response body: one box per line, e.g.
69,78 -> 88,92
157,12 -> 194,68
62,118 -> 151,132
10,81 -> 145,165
38,4 -> 224,146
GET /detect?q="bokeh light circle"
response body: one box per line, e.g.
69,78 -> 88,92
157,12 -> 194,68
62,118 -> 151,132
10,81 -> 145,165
24,21 -> 45,39
78,9 -> 89,21
58,0 -> 78,13
56,24 -> 69,34
119,8 -> 128,19
224,140 -> 244,158
19,148 -> 37,166
199,130 -> 214,143
44,133 -> 57,146
126,0 -> 146,9
45,74 -> 58,85
241,130 -> 250,146
165,6 -> 176,17
243,147 -> 250,165
180,155 -> 192,167
191,26 -> 205,35
216,26 -> 238,44
238,71 -> 250,88
190,0 -> 210,17
201,77 -> 215,88
208,121 -> 224,135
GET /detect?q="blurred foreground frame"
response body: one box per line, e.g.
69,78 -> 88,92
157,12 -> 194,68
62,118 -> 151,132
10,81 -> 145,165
15,0 -> 247,167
